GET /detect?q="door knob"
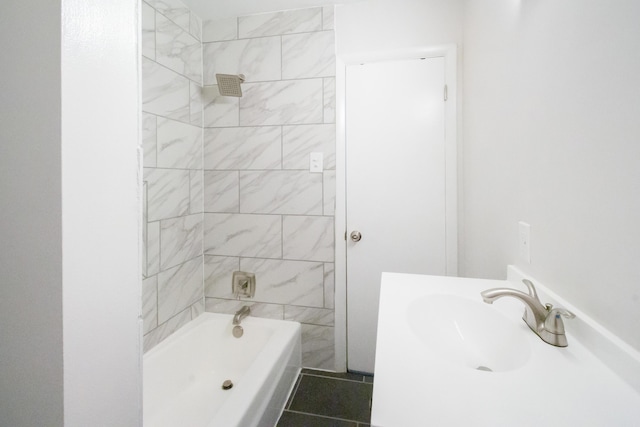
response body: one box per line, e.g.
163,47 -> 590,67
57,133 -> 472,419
350,230 -> 362,242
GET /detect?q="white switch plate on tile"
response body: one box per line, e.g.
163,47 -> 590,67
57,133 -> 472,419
310,152 -> 323,173
519,221 -> 531,264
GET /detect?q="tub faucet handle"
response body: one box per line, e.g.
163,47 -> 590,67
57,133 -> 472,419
232,271 -> 256,299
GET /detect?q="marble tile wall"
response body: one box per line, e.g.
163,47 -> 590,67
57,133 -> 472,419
142,0 -> 204,352
202,7 -> 337,369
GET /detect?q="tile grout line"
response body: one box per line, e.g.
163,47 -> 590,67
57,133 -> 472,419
285,374 -> 303,411
283,408 -> 365,424
301,371 -> 371,384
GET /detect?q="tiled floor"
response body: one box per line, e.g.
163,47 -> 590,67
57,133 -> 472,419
277,369 -> 374,427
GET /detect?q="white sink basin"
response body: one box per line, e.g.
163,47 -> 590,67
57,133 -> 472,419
407,295 -> 531,372
371,272 -> 640,427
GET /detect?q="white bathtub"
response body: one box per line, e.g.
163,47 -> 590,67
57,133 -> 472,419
144,312 -> 301,427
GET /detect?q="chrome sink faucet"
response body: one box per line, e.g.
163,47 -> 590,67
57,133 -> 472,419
233,305 -> 251,326
481,279 -> 576,347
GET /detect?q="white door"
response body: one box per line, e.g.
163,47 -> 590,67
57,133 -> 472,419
346,57 -> 448,374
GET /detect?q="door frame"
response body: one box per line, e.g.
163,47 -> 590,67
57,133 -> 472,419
334,45 -> 459,372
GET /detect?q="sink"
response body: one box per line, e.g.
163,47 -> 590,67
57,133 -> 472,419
407,295 -> 531,372
372,272 -> 640,427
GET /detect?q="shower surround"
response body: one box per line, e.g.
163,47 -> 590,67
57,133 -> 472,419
142,0 -> 337,369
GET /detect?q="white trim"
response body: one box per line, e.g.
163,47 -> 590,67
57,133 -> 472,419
334,44 -> 458,372
334,58 -> 348,372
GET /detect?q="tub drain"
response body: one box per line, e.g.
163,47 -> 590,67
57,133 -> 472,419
476,366 -> 493,372
232,325 -> 244,338
222,380 -> 233,390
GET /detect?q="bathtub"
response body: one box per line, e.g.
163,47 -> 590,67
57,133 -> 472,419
144,312 -> 301,427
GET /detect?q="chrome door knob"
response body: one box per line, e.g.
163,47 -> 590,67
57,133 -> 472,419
350,230 -> 362,242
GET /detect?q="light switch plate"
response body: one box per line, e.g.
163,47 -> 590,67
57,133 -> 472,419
310,152 -> 323,173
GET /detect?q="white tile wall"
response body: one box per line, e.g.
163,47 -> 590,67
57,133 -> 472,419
206,258 -> 325,307
142,0 -> 204,351
283,124 -> 336,170
283,216 -> 334,262
323,263 -> 335,309
189,81 -> 204,126
160,214 -> 203,270
142,113 -> 157,168
204,171 -> 239,212
204,255 -> 239,296
202,17 -> 238,42
301,324 -> 335,369
143,306 -> 192,352
282,31 -> 336,79
144,168 -> 191,221
203,85 -> 239,127
142,57 -> 191,122
156,13 -> 202,83
142,2 -> 156,60
238,8 -> 322,38
201,7 -> 337,369
146,221 -> 160,276
189,169 -> 204,214
203,37 -> 281,84
142,276 -> 158,334
156,118 -> 203,169
322,6 -> 335,31
142,4 -> 338,367
323,77 -> 336,123
239,171 -> 323,215
204,298 -> 285,319
157,257 -> 203,324
323,171 -> 336,216
204,213 -> 282,258
239,258 -> 324,306
145,0 -> 190,33
285,306 -> 334,326
240,79 -> 324,126
204,126 -> 282,170
190,11 -> 202,41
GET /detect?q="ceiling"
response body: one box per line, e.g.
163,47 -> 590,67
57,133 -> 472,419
182,0 -> 363,21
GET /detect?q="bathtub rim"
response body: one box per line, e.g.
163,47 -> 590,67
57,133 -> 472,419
143,312 -> 302,427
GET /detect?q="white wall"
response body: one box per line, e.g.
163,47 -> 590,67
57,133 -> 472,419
0,0 -> 142,425
336,0 -> 640,356
0,2 -> 64,425
463,0 -> 640,351
62,0 -> 142,425
335,0 -> 463,56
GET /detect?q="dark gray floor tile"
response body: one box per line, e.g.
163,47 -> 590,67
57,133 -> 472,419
363,375 -> 374,384
285,374 -> 303,409
277,411 -> 357,427
289,374 -> 373,423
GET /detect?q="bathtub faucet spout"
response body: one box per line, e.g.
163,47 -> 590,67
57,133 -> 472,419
233,305 -> 251,325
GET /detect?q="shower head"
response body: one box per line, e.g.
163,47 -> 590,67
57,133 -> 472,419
216,73 -> 245,97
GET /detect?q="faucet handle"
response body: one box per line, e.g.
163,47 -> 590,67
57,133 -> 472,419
522,279 -> 539,301
544,307 -> 576,334
552,307 -> 575,319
